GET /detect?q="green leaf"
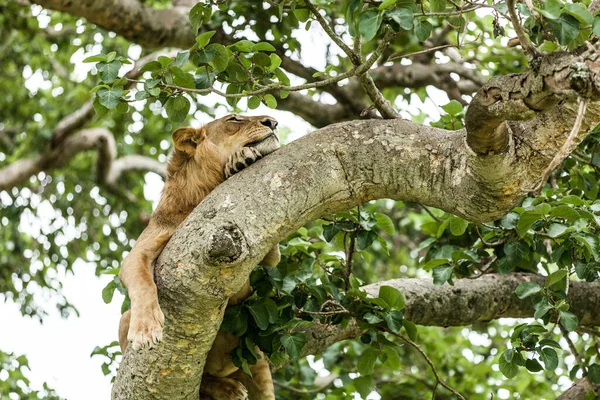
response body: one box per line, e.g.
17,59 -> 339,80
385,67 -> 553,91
547,223 -> 568,238
379,0 -> 397,10
174,51 -> 190,68
547,14 -> 580,46
165,96 -> 190,123
171,67 -> 195,89
83,54 -> 107,63
102,280 -> 117,304
432,265 -> 453,285
263,94 -> 277,109
573,234 -> 600,261
421,258 -> 450,271
559,310 -> 579,332
357,230 -> 378,250
280,333 -> 306,360
374,213 -> 395,234
357,347 -> 379,375
449,216 -> 468,236
189,3 -> 206,32
378,286 -> 405,310
230,39 -> 255,53
387,8 -> 413,31
196,30 -> 216,49
403,320 -> 417,341
158,55 -> 173,67
384,310 -> 403,333
248,96 -> 261,110
96,61 -> 122,84
442,100 -> 463,116
563,3 -> 593,25
545,269 -> 567,287
364,313 -> 383,323
549,205 -> 580,221
247,302 -> 271,330
353,376 -> 374,398
96,87 -> 123,109
517,211 -> 542,236
92,97 -> 109,116
536,0 -> 562,20
593,16 -> 600,36
292,7 -> 310,22
515,281 -> 542,299
538,347 -> 558,370
269,54 -> 282,72
534,302 -> 553,319
139,60 -> 162,73
221,306 -> 248,336
430,0 -> 446,13
588,364 -> 600,384
359,11 -> 383,41
382,346 -> 401,369
525,358 -> 544,372
253,42 -> 276,52
499,350 -> 519,378
414,19 -> 433,41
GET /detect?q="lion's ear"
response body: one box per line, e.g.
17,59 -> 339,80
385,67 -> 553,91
172,127 -> 203,156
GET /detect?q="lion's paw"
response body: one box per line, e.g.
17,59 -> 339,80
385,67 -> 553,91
224,147 -> 262,178
214,378 -> 248,400
128,302 -> 165,350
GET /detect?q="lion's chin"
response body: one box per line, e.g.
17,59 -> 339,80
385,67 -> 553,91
248,133 -> 279,157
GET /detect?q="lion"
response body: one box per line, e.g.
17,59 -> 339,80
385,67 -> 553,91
117,114 -> 281,400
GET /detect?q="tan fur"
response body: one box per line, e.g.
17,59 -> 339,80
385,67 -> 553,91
118,114 -> 280,400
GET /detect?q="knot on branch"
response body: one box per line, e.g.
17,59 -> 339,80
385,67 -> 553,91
570,62 -> 594,98
205,223 -> 247,266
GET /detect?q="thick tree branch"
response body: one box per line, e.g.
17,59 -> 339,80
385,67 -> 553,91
114,82 -> 600,397
0,128 -> 165,191
557,378 -> 600,400
30,0 -> 196,49
465,45 -> 600,155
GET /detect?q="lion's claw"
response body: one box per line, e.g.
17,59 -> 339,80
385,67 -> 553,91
127,303 -> 165,350
224,147 -> 262,178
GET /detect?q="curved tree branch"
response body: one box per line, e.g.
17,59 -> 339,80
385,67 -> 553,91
113,77 -> 600,397
30,0 -> 196,49
0,128 -> 165,191
465,45 -> 600,154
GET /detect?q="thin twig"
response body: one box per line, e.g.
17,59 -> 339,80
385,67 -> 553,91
384,329 -> 466,400
529,98 -> 588,194
274,374 -> 337,393
305,0 -> 360,64
506,0 -> 539,56
421,205 -> 441,222
389,43 -> 459,61
559,324 -> 586,373
577,326 -> 600,339
474,225 -> 508,247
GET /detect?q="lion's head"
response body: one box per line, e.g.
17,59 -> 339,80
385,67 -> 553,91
169,114 -> 280,181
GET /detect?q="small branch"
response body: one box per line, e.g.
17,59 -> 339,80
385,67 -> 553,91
559,324 -> 586,373
274,374 -> 337,394
506,0 -> 539,57
383,329 -> 466,400
388,43 -> 459,62
305,0 -> 360,65
529,98 -> 588,194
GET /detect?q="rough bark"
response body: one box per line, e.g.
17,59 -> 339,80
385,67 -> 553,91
296,273 -> 600,360
557,378 -> 600,400
113,86 -> 600,397
465,46 -> 600,154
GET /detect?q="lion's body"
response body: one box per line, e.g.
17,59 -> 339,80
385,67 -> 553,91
118,114 -> 280,400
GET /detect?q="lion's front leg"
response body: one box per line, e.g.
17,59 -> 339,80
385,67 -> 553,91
259,246 -> 280,267
224,147 -> 263,178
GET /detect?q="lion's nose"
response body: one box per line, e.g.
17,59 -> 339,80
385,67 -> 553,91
260,118 -> 278,130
